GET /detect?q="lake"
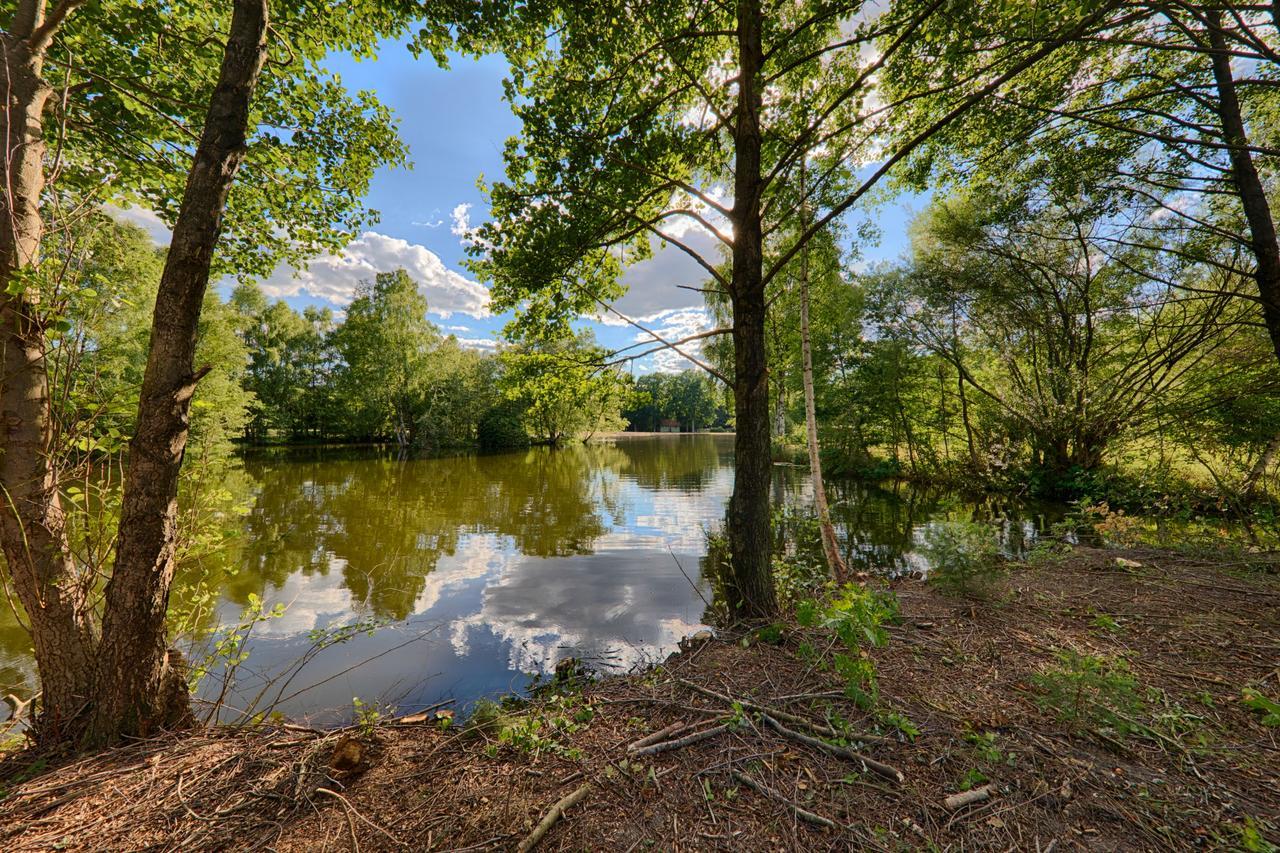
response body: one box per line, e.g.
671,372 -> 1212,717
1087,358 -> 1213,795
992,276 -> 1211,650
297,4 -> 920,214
0,435 -> 1064,725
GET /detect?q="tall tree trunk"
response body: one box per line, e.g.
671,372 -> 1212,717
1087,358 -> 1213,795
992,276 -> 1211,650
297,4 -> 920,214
798,233 -> 849,584
726,0 -> 777,619
1207,13 -> 1280,367
88,0 -> 270,744
0,0 -> 96,740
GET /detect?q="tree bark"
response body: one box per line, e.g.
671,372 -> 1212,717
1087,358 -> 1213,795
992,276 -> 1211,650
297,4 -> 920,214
1207,13 -> 1280,367
725,0 -> 777,619
1243,431 -> 1280,499
88,0 -> 270,744
798,235 -> 849,584
0,1 -> 96,740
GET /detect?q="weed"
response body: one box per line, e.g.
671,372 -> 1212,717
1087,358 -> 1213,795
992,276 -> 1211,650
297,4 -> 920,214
1030,651 -> 1144,736
957,767 -> 989,789
1233,817 -> 1278,853
877,709 -> 921,741
796,584 -> 899,708
1089,612 -> 1122,634
963,728 -> 1002,763
1241,688 -> 1280,727
351,696 -> 385,737
920,521 -> 1004,599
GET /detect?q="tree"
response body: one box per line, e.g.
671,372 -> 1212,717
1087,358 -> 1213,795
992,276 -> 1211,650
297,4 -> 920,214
0,0 -> 424,745
500,333 -> 632,445
887,2 -> 1280,367
870,186 -> 1260,481
467,0 -> 1117,617
332,269 -> 439,447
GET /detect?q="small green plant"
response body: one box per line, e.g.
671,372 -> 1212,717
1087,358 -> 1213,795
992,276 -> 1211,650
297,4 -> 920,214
963,728 -> 1002,762
957,767 -> 989,789
1241,688 -> 1280,727
351,696 -> 384,737
1233,817 -> 1278,853
877,709 -> 920,741
920,521 -> 1004,599
1090,612 -> 1122,634
1030,651 -> 1144,736
796,584 -> 899,708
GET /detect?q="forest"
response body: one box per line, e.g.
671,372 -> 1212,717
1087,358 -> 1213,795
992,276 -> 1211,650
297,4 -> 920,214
1,0 -> 1279,850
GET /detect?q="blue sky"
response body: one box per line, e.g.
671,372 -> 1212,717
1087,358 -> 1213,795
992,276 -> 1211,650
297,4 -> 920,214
120,40 -> 928,372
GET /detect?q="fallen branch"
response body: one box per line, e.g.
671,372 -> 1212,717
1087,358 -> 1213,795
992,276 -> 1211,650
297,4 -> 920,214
676,678 -> 889,744
943,784 -> 994,811
630,723 -> 731,756
627,721 -> 687,752
517,782 -> 593,852
729,771 -> 837,829
761,715 -> 904,784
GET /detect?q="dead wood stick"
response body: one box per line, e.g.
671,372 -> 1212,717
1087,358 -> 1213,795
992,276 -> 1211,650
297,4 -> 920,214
761,715 -> 904,784
517,781 -> 593,852
675,678 -> 888,744
627,721 -> 687,751
730,771 -> 836,829
630,723 -> 731,756
943,784 -> 994,811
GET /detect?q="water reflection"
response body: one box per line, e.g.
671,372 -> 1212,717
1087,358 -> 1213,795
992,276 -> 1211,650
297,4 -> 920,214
1,436 -> 1072,725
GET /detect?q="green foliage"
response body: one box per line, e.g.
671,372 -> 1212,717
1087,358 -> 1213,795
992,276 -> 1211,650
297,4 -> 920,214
1240,688 -> 1280,728
796,584 -> 899,708
1030,651 -> 1144,736
498,332 -> 633,445
623,371 -> 729,433
351,696 -> 384,738
920,521 -> 1004,599
44,1 -> 426,281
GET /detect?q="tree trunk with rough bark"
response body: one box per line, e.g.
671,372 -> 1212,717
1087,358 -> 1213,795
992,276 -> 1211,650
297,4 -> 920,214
0,0 -> 97,741
725,0 -> 778,620
1207,13 -> 1280,367
87,0 -> 270,745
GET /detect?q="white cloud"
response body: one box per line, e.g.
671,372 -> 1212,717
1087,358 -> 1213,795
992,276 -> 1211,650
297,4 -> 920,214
454,336 -> 499,352
259,231 -> 490,318
607,306 -> 717,373
609,230 -> 723,319
106,205 -> 171,246
450,202 -> 477,243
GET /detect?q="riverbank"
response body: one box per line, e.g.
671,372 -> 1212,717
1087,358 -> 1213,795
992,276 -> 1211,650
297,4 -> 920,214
2,545 -> 1277,851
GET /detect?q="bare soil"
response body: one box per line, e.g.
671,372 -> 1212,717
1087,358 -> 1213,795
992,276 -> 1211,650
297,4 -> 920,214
1,545 -> 1277,851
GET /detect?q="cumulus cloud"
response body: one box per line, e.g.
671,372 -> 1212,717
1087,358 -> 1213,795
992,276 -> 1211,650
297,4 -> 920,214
454,336 -> 499,352
644,307 -> 717,373
608,230 -> 724,318
106,205 -> 172,246
259,231 -> 490,318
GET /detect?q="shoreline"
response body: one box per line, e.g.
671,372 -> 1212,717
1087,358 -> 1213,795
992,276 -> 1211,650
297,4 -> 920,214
2,544 -> 1277,850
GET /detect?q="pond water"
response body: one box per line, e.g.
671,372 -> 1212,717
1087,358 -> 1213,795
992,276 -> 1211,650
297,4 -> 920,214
0,435 -> 1067,725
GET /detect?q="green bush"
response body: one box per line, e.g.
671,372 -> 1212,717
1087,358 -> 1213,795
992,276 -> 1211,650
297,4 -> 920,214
1031,651 -> 1144,735
920,520 -> 1004,599
477,399 -> 529,449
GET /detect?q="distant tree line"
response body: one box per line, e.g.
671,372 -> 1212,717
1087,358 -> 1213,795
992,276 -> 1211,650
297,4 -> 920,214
622,371 -> 730,433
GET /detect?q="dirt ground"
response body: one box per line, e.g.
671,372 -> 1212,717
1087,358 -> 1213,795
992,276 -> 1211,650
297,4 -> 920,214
1,545 -> 1277,851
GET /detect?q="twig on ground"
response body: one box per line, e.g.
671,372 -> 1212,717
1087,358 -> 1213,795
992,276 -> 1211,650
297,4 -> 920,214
760,714 -> 904,784
943,783 -> 994,811
517,781 -> 593,852
630,723 -> 731,756
675,678 -> 889,744
729,770 -> 837,829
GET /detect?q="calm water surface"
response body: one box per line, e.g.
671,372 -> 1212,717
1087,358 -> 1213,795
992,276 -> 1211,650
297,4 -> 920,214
0,435 -> 1063,724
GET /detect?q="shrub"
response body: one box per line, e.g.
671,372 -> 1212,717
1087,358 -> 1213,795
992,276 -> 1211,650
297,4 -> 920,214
920,520 -> 1004,599
1030,651 -> 1144,736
